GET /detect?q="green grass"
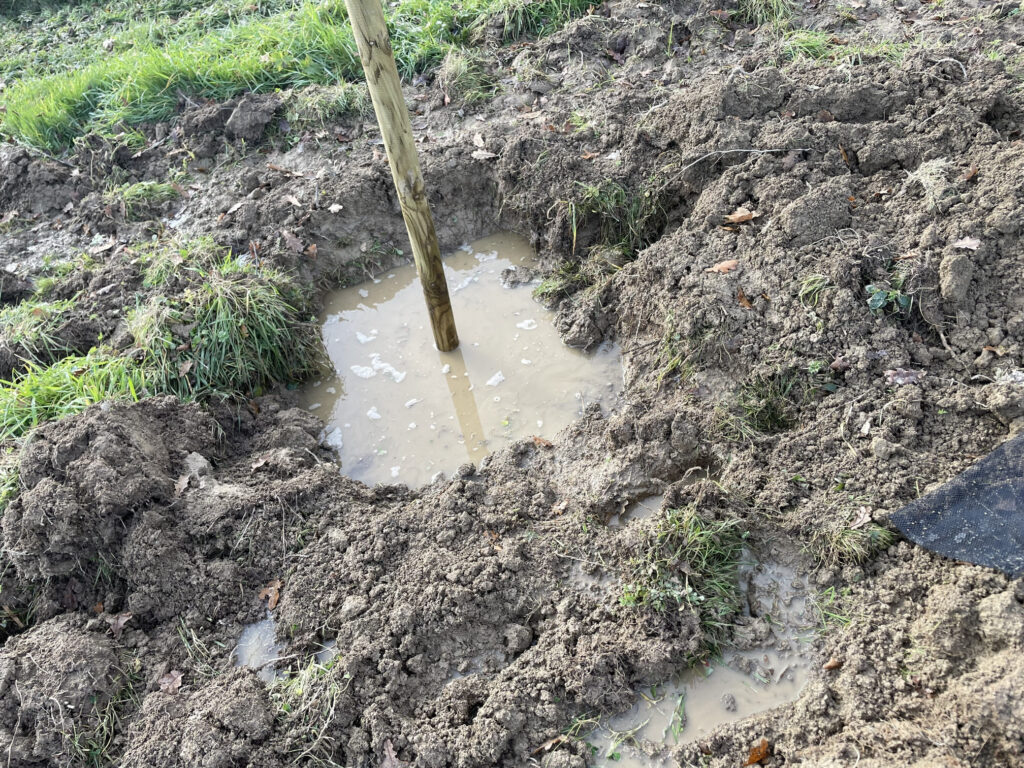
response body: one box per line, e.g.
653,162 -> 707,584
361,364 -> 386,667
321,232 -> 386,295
812,521 -> 896,566
437,46 -> 498,104
0,298 -> 75,361
620,506 -> 746,655
104,181 -> 179,221
66,663 -> 140,768
783,30 -> 832,60
135,235 -> 223,287
798,273 -> 831,307
128,253 -> 321,399
717,372 -> 796,441
736,0 -> 796,28
272,656 -> 353,763
1,0 -> 594,150
0,351 -> 145,442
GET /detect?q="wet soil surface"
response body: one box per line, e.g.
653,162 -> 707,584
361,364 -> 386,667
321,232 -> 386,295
2,1 -> 1024,767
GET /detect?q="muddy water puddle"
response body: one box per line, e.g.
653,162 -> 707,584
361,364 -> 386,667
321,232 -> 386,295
300,233 -> 623,487
233,614 -> 285,682
585,555 -> 814,766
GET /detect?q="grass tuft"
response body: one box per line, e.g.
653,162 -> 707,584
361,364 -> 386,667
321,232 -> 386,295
0,298 -> 75,362
104,181 -> 180,221
621,506 -> 746,654
272,655 -> 352,764
736,0 -> 796,28
812,521 -> 896,566
129,256 -> 321,399
437,47 -> 497,104
0,351 -> 145,443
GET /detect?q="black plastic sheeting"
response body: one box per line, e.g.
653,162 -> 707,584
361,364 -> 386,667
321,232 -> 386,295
891,432 -> 1024,577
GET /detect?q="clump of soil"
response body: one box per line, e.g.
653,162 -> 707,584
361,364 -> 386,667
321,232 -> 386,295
1,1 -> 1024,766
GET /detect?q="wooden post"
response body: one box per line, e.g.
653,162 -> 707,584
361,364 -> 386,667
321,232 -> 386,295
344,0 -> 460,352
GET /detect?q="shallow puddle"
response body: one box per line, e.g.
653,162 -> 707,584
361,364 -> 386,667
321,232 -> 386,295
300,233 -> 623,487
585,556 -> 814,766
233,615 -> 285,682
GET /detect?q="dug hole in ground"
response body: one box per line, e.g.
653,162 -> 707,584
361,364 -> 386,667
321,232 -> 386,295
0,1 -> 1023,767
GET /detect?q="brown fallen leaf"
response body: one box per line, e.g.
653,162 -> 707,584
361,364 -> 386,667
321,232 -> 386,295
259,579 -> 283,611
105,612 -> 132,640
706,259 -> 739,274
174,474 -> 191,497
281,229 -> 304,254
839,143 -> 851,169
737,287 -> 753,309
823,657 -> 844,670
178,359 -> 193,378
159,670 -> 184,694
532,435 -> 554,448
961,164 -> 978,182
723,207 -> 759,224
306,243 -> 318,260
983,345 -> 1007,356
744,737 -> 772,766
531,735 -> 568,755
92,602 -> 104,615
267,163 -> 304,177
580,152 -> 599,160
1,606 -> 24,629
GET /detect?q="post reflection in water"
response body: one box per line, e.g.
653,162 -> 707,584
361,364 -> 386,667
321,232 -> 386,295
438,346 -> 487,464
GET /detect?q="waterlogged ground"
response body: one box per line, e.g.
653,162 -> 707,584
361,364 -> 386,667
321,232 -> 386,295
301,233 -> 622,486
1,1 -> 1024,767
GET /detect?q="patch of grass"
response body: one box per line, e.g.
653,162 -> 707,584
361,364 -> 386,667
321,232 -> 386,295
135,235 -> 225,288
66,662 -> 141,768
0,351 -> 145,442
904,157 -> 954,212
798,273 -> 832,307
565,179 -> 664,258
783,30 -> 831,60
129,256 -> 321,399
282,81 -> 372,133
620,505 -> 746,654
718,372 -> 796,441
177,619 -> 223,679
812,520 -> 896,566
0,298 -> 75,361
272,655 -> 352,764
736,0 -> 796,28
437,46 -> 498,104
532,261 -> 586,304
104,181 -> 179,221
808,585 -> 852,630
1,0 -> 595,150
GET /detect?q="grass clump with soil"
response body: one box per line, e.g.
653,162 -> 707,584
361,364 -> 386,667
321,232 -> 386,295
621,505 -> 746,653
104,181 -> 180,221
0,298 -> 75,362
1,0 -> 594,150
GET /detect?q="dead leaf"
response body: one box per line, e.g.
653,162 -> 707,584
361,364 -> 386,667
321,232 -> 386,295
281,229 -> 304,253
705,259 -> 739,274
259,579 -> 282,611
159,670 -> 183,694
823,657 -> 843,671
174,474 -> 191,497
952,236 -> 980,251
839,143 -> 851,169
285,194 -> 302,208
226,201 -> 244,215
709,9 -> 731,19
472,133 -> 485,148
178,359 -> 193,378
744,738 -> 772,766
251,452 -> 272,471
737,288 -> 753,309
92,602 -> 104,615
961,164 -> 978,182
531,735 -> 568,755
723,207 -> 759,224
471,149 -> 498,160
306,243 -> 318,259
580,152 -> 599,160
532,435 -> 554,448
885,368 -> 925,386
850,506 -> 872,529
267,163 -> 304,178
328,203 -> 344,214
105,612 -> 132,640
89,240 -> 116,255
0,606 -> 24,629
381,740 -> 408,768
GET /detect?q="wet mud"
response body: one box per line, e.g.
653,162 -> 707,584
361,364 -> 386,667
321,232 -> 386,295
1,0 -> 1024,767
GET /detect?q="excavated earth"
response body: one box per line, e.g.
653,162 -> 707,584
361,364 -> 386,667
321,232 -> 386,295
2,1 -> 1024,766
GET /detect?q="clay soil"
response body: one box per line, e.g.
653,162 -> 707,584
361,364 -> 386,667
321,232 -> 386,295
2,1 -> 1024,767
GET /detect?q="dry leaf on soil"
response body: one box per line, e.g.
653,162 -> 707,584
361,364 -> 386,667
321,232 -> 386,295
705,259 -> 739,274
381,740 -> 408,767
159,670 -> 184,694
532,435 -> 554,448
259,579 -> 282,611
823,657 -> 844,670
472,133 -> 485,148
285,195 -> 302,208
471,149 -> 498,160
723,207 -> 759,224
281,229 -> 304,253
737,287 -> 753,308
952,236 -> 980,251
744,738 -> 772,766
105,612 -> 132,639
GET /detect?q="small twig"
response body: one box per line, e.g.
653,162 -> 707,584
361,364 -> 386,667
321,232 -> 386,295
678,147 -> 811,175
932,57 -> 967,80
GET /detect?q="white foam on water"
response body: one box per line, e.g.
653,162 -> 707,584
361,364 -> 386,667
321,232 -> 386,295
486,371 -> 505,387
233,616 -> 285,683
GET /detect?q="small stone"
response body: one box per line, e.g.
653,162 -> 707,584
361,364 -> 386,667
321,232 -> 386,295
338,595 -> 368,622
721,693 -> 737,712
939,251 -> 974,302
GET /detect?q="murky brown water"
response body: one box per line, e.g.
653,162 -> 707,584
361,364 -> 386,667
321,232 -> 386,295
300,233 -> 623,487
585,553 -> 813,766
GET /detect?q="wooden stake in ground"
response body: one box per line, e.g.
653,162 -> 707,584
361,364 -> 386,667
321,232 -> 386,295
344,0 -> 459,351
